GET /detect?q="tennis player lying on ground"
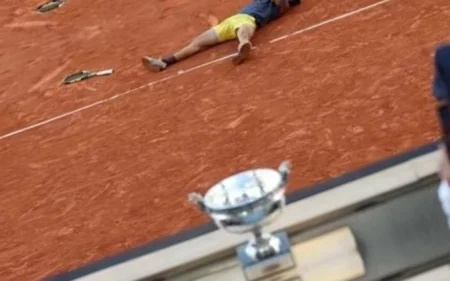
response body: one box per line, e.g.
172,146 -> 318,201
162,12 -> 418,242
142,0 -> 302,72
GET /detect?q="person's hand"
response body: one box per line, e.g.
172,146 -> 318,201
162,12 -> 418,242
439,144 -> 450,182
199,13 -> 218,27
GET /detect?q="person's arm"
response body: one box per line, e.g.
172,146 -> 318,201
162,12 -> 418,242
434,45 -> 450,230
437,102 -> 450,182
434,45 -> 450,181
434,46 -> 450,102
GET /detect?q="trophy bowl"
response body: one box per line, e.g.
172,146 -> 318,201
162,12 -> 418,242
188,161 -> 291,235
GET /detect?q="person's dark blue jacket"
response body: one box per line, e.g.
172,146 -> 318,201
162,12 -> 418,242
434,45 -> 450,102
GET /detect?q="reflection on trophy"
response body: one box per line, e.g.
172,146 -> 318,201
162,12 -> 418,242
188,161 -> 301,281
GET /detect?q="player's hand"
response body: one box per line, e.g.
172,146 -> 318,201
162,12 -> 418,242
199,13 -> 218,27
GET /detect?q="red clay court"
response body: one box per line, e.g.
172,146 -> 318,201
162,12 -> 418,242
1,0 -> 450,280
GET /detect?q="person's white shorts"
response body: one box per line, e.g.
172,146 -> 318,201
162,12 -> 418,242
438,180 -> 450,228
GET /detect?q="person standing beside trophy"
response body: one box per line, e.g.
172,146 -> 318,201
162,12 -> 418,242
433,44 -> 450,228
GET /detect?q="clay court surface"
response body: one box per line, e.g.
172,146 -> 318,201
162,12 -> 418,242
1,0 -> 450,280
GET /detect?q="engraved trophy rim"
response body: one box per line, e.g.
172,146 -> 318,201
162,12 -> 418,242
202,168 -> 284,212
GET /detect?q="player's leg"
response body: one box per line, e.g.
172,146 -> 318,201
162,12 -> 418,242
232,23 -> 256,65
173,29 -> 219,61
142,29 -> 220,72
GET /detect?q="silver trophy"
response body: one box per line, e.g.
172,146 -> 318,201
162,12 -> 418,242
189,161 -> 301,281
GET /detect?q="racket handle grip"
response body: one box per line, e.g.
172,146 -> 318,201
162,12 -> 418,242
96,69 -> 114,76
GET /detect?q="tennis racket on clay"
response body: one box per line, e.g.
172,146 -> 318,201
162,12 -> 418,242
63,69 -> 114,85
36,0 -> 66,13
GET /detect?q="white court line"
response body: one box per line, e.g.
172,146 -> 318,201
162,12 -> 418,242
0,0 -> 394,141
270,0 -> 392,43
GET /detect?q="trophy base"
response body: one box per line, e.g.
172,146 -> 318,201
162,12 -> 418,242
236,232 -> 302,281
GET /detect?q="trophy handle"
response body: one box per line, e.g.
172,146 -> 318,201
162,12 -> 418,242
278,160 -> 292,184
188,192 -> 207,212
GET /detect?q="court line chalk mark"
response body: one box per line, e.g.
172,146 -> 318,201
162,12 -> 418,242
0,0 -> 394,141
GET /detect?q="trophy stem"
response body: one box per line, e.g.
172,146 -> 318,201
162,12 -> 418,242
245,227 -> 281,261
253,227 -> 265,245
